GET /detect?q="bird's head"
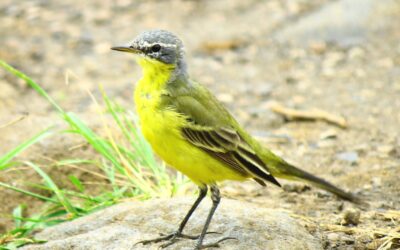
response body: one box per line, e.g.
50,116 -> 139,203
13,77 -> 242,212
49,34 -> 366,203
112,30 -> 186,73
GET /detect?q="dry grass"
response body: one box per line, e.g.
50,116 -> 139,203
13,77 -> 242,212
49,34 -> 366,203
291,210 -> 400,249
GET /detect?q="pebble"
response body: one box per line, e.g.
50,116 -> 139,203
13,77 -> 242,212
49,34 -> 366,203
371,177 -> 382,188
327,232 -> 355,244
327,232 -> 340,241
319,129 -> 338,140
341,235 -> 355,244
336,151 -> 359,165
377,145 -> 395,156
342,209 -> 361,225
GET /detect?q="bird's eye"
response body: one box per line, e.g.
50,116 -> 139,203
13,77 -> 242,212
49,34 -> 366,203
151,44 -> 161,52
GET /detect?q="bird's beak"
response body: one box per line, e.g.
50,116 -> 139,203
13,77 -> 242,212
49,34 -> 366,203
111,45 -> 141,54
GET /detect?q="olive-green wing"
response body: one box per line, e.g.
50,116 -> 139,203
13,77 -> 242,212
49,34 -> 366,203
182,125 -> 280,186
166,80 -> 280,187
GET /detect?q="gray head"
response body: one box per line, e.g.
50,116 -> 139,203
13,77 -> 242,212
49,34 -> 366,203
111,30 -> 186,68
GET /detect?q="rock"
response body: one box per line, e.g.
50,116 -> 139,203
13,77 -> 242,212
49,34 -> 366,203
21,197 -> 322,250
377,145 -> 396,157
371,177 -> 382,188
327,232 -> 355,245
341,235 -> 355,244
327,232 -> 340,242
319,129 -> 338,140
342,209 -> 361,225
336,151 -> 359,165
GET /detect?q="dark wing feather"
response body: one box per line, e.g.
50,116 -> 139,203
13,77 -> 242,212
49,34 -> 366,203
182,127 -> 281,187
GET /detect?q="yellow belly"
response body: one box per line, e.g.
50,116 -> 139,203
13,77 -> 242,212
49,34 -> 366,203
138,106 -> 247,186
133,58 -> 246,186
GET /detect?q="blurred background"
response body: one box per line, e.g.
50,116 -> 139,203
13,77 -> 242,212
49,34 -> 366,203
0,0 -> 399,249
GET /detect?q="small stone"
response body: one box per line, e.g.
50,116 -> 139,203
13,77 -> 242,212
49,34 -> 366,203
354,143 -> 369,155
327,232 -> 340,241
336,151 -> 359,165
377,145 -> 395,156
342,209 -> 361,225
341,235 -> 355,244
371,177 -> 381,188
320,129 -> 338,140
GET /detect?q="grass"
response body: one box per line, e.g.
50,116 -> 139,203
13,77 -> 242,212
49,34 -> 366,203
0,60 -> 188,249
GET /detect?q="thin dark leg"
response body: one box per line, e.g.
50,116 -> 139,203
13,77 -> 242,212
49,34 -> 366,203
136,186 -> 209,247
194,186 -> 235,249
177,186 -> 208,233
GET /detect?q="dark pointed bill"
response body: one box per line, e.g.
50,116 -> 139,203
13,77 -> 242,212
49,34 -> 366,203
111,45 -> 140,54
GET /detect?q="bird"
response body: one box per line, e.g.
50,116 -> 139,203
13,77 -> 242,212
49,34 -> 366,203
111,29 -> 360,249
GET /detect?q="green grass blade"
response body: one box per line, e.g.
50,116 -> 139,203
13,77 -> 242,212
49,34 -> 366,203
0,128 -> 53,170
24,162 -> 79,216
0,60 -> 64,113
68,175 -> 85,192
0,182 -> 56,203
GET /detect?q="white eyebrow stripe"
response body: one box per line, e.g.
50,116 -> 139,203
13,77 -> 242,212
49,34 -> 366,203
140,40 -> 177,48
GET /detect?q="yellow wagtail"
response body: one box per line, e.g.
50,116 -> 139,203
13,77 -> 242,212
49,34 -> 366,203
111,30 -> 360,249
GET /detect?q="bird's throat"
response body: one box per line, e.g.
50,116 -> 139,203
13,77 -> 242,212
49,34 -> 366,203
136,57 -> 176,91
134,57 -> 175,113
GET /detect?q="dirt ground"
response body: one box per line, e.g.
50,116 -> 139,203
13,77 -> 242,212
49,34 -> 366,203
0,0 -> 399,249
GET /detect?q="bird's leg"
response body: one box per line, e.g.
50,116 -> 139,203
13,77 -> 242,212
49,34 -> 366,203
176,186 -> 208,235
194,186 -> 236,250
136,186 -> 210,247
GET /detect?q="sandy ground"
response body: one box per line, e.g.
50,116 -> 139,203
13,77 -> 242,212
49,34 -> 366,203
1,0 -> 399,249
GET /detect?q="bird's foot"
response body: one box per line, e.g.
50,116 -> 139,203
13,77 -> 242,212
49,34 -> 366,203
135,231 -> 221,248
195,236 -> 237,249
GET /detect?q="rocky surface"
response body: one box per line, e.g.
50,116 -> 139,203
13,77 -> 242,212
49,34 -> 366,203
21,198 -> 322,250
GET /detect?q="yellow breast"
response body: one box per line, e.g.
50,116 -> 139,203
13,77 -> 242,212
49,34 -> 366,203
133,58 -> 246,186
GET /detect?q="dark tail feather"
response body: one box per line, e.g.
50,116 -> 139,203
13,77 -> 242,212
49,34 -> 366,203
273,162 -> 364,205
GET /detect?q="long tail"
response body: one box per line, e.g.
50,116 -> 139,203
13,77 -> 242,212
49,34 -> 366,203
269,160 -> 363,204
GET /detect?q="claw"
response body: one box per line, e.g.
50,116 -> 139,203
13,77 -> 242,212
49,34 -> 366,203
198,237 -> 237,249
135,231 -> 226,248
135,231 -> 192,246
159,238 -> 179,248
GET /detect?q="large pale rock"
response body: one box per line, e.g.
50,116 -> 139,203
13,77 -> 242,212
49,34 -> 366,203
22,197 -> 322,250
